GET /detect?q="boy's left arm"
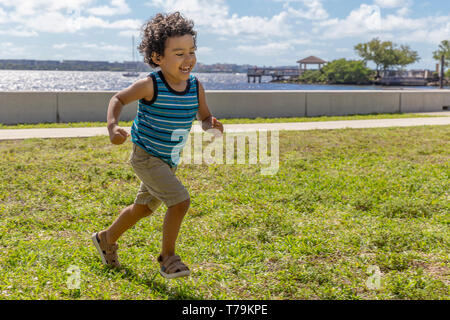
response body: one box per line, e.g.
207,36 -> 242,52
197,80 -> 224,135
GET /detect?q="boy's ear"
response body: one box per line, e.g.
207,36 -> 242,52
151,52 -> 161,65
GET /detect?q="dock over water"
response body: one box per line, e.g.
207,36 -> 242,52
247,67 -> 300,83
247,56 -> 328,83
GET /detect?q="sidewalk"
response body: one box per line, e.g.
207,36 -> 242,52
0,113 -> 449,141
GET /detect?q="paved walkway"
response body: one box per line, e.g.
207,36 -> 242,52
0,113 -> 449,141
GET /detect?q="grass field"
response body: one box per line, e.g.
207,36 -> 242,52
0,112 -> 444,129
0,125 -> 449,299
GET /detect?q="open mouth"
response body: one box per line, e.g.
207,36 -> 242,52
180,66 -> 191,74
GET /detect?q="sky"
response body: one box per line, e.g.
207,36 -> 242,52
0,0 -> 449,69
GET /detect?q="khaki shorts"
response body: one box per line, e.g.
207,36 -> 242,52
128,143 -> 190,212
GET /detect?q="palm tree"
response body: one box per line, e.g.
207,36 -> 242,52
433,40 -> 450,68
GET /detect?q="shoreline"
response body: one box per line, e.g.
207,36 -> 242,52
270,78 -> 450,89
0,70 -> 448,91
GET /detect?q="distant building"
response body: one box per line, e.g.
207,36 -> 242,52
379,69 -> 434,86
0,59 -> 151,72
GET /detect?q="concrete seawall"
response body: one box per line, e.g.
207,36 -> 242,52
1,90 -> 450,125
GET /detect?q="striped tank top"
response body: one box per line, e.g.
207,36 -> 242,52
131,70 -> 199,167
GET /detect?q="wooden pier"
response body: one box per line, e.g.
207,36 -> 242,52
247,56 -> 328,83
247,67 -> 300,83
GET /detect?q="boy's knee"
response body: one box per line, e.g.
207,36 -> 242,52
133,203 -> 153,218
170,198 -> 190,212
179,198 -> 190,211
185,198 -> 191,211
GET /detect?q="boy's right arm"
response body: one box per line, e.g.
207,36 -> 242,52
107,76 -> 154,145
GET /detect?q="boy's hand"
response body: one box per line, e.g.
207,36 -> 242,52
202,116 -> 223,136
211,117 -> 224,134
108,124 -> 130,145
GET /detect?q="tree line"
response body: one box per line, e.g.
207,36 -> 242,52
297,39 -> 450,85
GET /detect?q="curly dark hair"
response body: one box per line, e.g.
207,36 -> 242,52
138,12 -> 197,68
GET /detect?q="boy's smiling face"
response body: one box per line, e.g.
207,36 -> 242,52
152,34 -> 197,85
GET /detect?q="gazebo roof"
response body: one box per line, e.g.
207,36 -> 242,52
297,56 -> 327,64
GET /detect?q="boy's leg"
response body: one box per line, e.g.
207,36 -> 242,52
99,203 -> 153,244
129,144 -> 191,276
160,198 -> 190,258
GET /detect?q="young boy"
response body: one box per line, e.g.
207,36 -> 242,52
91,12 -> 223,279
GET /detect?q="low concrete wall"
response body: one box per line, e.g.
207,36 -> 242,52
0,92 -> 57,124
0,90 -> 449,125
57,92 -> 138,123
206,91 -> 306,118
304,91 -> 400,117
400,91 -> 450,113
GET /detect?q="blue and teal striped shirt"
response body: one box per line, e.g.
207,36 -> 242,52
131,71 -> 199,167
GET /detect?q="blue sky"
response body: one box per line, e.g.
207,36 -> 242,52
0,0 -> 448,69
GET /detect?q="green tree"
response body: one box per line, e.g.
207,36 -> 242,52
298,70 -> 326,84
433,40 -> 450,68
395,45 -> 420,69
355,38 -> 390,78
321,59 -> 373,84
355,38 -> 420,77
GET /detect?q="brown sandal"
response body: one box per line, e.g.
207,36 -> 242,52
92,232 -> 121,268
158,254 -> 191,279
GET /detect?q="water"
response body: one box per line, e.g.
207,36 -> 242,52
0,70 -> 442,91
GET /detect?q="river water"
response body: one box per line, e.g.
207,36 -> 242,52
0,70 -> 440,91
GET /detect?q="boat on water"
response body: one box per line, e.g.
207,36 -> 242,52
123,71 -> 139,77
123,35 -> 139,77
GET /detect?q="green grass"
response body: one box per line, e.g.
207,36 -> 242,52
0,112 -> 445,129
0,125 -> 449,299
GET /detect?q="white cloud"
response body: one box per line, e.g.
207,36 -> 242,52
87,0 -> 131,16
215,12 -> 291,37
81,42 -> 128,52
0,0 -> 139,34
319,4 -> 382,38
53,43 -> 70,49
374,0 -> 414,16
50,41 -> 129,56
146,0 -> 228,26
20,13 -> 139,34
109,19 -> 141,29
396,7 -> 411,17
395,21 -> 450,44
0,0 -> 95,16
0,7 -> 7,23
317,2 -> 449,44
335,48 -> 351,53
302,50 -> 326,59
118,29 -> 140,37
26,12 -> 95,33
146,0 -> 291,38
1,41 -> 29,57
0,27 -> 38,37
284,0 -> 329,20
0,0 -> 447,66
373,0 -> 412,8
237,41 -> 296,56
197,47 -> 213,55
381,14 -> 426,31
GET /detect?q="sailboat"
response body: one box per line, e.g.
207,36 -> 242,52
123,35 -> 139,77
